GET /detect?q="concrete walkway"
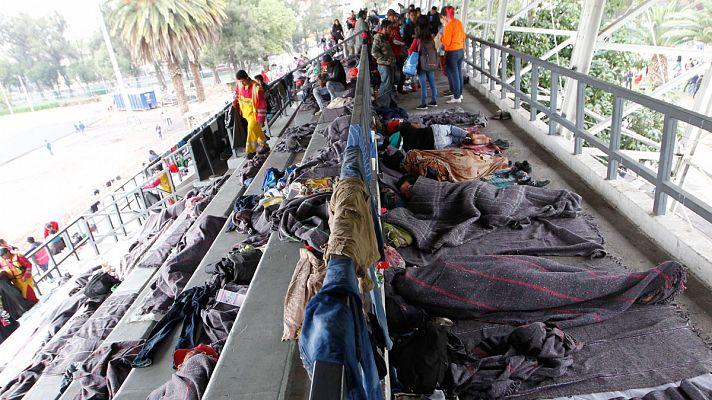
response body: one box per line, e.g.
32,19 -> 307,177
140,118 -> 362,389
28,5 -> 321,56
397,76 -> 712,341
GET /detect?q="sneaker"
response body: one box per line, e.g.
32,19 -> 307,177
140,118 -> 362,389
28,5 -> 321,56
428,101 -> 438,107
314,110 -> 322,116
442,89 -> 453,96
416,104 -> 428,110
446,97 -> 462,104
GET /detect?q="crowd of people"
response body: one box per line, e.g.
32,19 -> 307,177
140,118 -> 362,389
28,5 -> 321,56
314,4 -> 467,112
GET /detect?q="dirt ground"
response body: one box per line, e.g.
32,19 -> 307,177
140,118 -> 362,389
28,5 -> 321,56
0,84 -> 233,249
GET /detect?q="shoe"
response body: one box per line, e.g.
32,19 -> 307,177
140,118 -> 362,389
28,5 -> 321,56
428,101 -> 438,107
446,97 -> 462,104
532,179 -> 550,188
442,89 -> 453,96
416,104 -> 428,110
314,110 -> 322,116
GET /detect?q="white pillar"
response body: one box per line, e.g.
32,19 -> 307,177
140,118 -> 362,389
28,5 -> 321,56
493,0 -> 509,45
560,0 -> 605,136
17,75 -> 34,112
483,0 -> 494,40
461,0 -> 469,28
97,4 -> 132,115
0,83 -> 13,114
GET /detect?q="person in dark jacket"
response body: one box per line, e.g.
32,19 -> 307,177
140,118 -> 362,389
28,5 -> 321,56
313,54 -> 347,115
332,19 -> 345,43
372,20 -> 397,97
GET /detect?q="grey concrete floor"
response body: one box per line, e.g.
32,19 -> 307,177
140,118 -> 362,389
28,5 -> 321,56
397,76 -> 712,343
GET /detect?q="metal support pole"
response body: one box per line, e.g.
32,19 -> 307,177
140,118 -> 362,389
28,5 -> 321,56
653,115 -> 678,215
98,4 -> 132,117
80,217 -> 100,255
483,0 -> 494,40
489,46 -> 496,91
0,83 -> 13,114
200,136 -> 217,177
574,81 -> 585,154
560,0 -> 605,135
493,0 -> 509,45
461,0 -> 470,29
114,202 -> 128,236
513,57 -> 521,109
606,97 -> 624,180
530,66 -> 539,121
17,76 -> 34,112
500,51 -> 507,99
480,44 -> 486,84
548,73 -> 558,135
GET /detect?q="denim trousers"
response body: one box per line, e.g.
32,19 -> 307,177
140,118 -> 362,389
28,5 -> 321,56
417,70 -> 438,105
132,285 -> 210,367
445,49 -> 464,98
378,64 -> 394,97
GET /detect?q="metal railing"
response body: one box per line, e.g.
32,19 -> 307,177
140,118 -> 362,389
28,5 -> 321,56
24,36 -> 370,295
309,32 -> 389,400
465,35 -> 712,224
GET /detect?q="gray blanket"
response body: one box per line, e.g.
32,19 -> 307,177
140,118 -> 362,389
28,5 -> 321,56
138,214 -> 227,315
453,306 -> 712,399
271,192 -> 332,249
287,115 -> 350,184
392,255 -> 686,328
146,353 -> 216,400
275,122 -> 317,152
46,293 -> 137,375
384,177 -> 605,258
71,340 -> 143,400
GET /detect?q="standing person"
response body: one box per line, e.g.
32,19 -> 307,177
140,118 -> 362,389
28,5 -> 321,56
254,74 -> 273,119
148,150 -> 160,163
332,19 -> 345,45
344,14 -> 355,57
385,9 -> 406,93
354,10 -> 369,56
373,20 -> 397,97
78,121 -> 86,134
313,54 -> 347,115
403,9 -> 418,48
26,237 -> 54,280
428,6 -> 442,34
409,17 -> 439,109
45,140 -> 53,156
155,124 -> 163,140
232,70 -> 269,159
0,248 -> 39,303
144,166 -> 175,205
440,5 -> 466,103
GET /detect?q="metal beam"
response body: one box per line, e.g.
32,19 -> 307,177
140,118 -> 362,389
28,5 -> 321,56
595,42 -> 707,58
504,26 -> 577,36
483,0 -> 494,40
588,62 -> 709,135
506,0 -> 660,84
560,0 -> 606,135
505,0 -> 544,25
461,0 -> 470,32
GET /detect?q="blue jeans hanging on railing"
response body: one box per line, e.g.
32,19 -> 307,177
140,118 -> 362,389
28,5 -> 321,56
299,255 -> 383,400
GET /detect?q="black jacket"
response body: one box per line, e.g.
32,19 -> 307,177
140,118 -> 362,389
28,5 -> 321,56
327,61 -> 347,87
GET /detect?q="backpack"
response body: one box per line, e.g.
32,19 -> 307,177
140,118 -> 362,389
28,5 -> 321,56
419,38 -> 438,72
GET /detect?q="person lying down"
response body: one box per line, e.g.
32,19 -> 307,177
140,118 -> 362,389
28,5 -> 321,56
378,121 -> 489,151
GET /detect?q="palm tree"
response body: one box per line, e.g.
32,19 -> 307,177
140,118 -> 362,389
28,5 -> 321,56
628,1 -> 686,87
107,0 -> 227,113
663,0 -> 712,45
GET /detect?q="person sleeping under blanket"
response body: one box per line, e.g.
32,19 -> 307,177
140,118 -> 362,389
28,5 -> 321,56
378,121 -> 490,152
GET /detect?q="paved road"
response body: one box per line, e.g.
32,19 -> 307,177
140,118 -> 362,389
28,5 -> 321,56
0,102 -> 109,164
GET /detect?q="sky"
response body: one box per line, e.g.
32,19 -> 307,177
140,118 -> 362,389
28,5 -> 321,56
0,0 -> 104,40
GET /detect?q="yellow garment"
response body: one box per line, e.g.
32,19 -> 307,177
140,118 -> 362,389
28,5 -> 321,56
238,92 -> 267,154
2,257 -> 37,301
324,177 -> 380,292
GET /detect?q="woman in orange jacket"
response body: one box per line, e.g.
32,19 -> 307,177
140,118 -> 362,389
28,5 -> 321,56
440,5 -> 466,103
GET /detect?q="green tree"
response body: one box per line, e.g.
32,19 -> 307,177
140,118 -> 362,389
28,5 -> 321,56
288,0 -> 341,52
202,0 -> 296,75
107,0 -> 227,113
664,0 -> 712,45
623,1 -> 686,86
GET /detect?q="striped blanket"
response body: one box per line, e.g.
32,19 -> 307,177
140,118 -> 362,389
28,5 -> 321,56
391,255 -> 686,328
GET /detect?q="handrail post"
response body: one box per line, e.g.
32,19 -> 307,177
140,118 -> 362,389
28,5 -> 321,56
489,45 -> 496,91
548,72 -> 559,135
653,115 -> 678,215
514,56 -> 521,109
574,80 -> 585,155
606,97 -> 624,180
81,217 -> 100,255
500,50 -> 507,99
530,65 -> 539,121
479,42 -> 486,84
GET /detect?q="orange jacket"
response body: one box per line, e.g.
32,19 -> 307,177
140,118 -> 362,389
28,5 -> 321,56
441,18 -> 465,52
